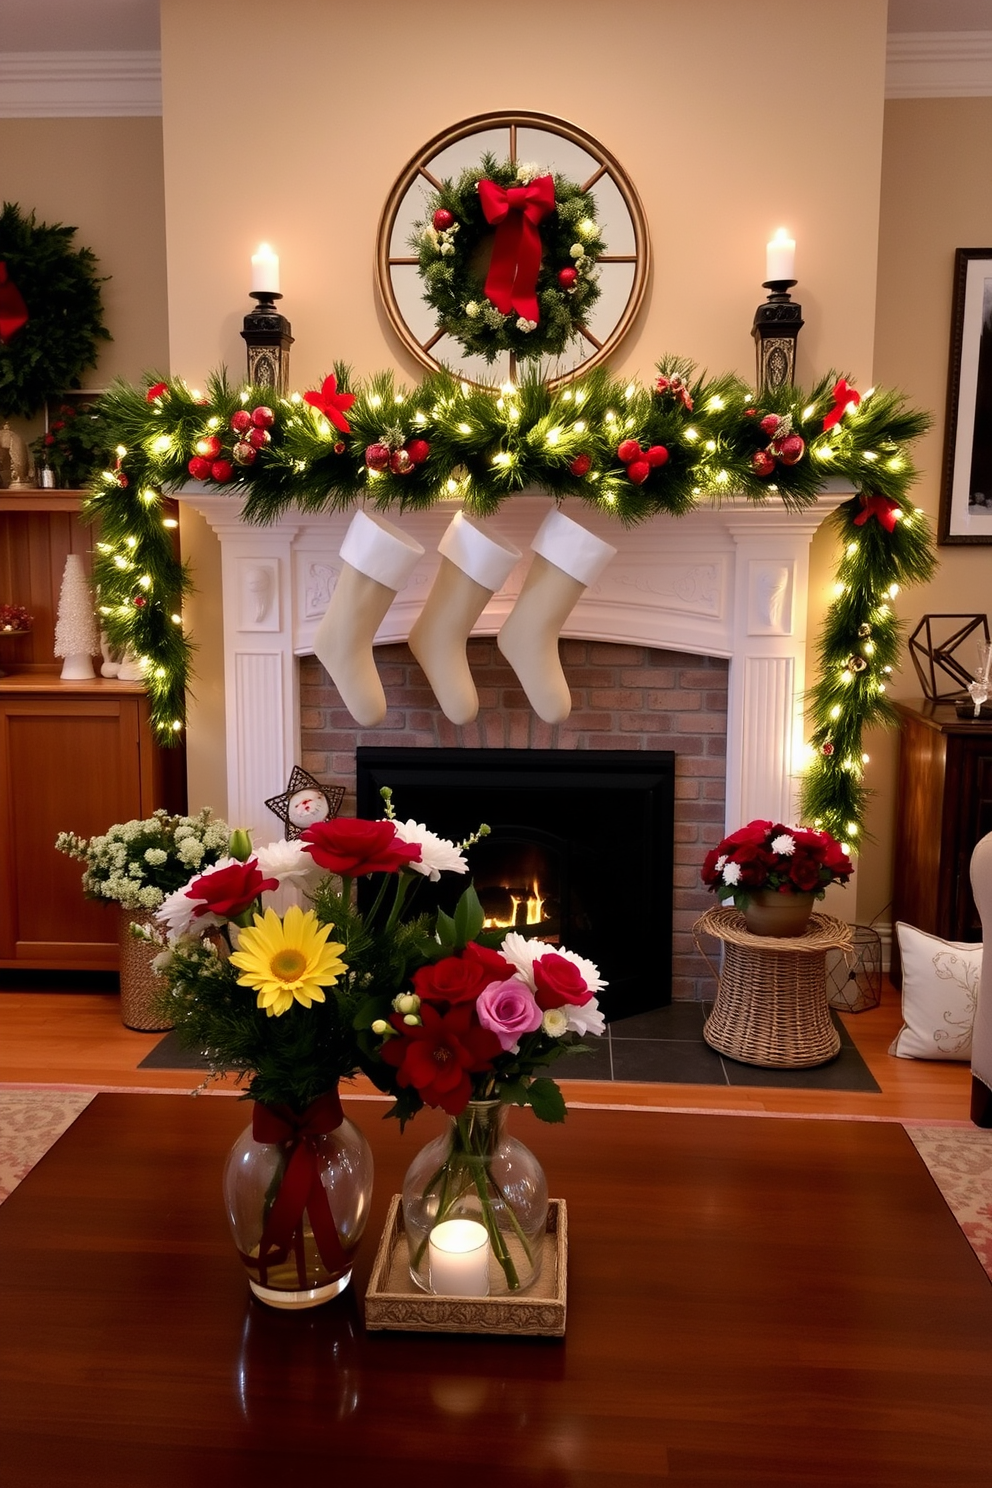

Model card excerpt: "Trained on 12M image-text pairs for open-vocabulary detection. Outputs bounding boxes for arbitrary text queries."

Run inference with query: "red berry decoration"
[558,266,578,289]
[133,595,147,608]
[230,409,252,434]
[194,434,222,460]
[570,453,591,477]
[821,741,835,756]
[232,441,257,466]
[250,406,275,429]
[390,448,413,475]
[646,445,669,467]
[248,426,271,449]
[626,460,651,486]
[617,439,642,465]
[210,459,234,483]
[187,455,212,481]
[744,408,757,417]
[775,433,805,466]
[433,208,455,231]
[333,441,346,455]
[406,438,430,465]
[751,450,776,478]
[759,414,782,437]
[365,443,390,471]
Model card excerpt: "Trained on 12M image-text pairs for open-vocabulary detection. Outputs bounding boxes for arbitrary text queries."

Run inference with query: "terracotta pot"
[118,907,172,1031]
[743,890,816,939]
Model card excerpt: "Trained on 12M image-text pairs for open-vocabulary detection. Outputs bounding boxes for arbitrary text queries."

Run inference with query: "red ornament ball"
[389,448,413,476]
[248,426,271,449]
[333,441,346,455]
[133,595,147,608]
[617,439,642,465]
[646,445,669,468]
[406,438,430,465]
[570,453,592,477]
[250,406,275,429]
[626,460,651,486]
[365,443,391,471]
[210,459,234,483]
[230,409,252,434]
[558,266,578,289]
[232,441,257,466]
[759,414,782,437]
[821,741,835,757]
[751,450,776,478]
[432,208,455,232]
[194,434,222,460]
[775,433,805,466]
[187,455,213,481]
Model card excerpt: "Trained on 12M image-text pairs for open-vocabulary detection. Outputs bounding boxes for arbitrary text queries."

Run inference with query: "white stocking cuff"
[339,510,425,592]
[530,509,617,587]
[438,511,522,592]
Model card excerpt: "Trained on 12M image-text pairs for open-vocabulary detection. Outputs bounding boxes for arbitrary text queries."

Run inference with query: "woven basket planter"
[118,907,172,1032]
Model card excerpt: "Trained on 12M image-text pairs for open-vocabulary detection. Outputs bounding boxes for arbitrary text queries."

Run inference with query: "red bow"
[853,494,900,533]
[249,1092,348,1287]
[0,261,28,344]
[822,378,861,431]
[303,373,356,434]
[477,175,556,324]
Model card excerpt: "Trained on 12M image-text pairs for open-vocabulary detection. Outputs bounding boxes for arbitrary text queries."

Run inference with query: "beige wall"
[159,0,890,813]
[855,96,992,925]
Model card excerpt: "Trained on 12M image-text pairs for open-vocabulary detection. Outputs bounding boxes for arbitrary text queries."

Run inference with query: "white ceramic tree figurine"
[54,553,99,680]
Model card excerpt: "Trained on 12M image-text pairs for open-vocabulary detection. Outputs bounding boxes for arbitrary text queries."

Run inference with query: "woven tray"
[364,1195,567,1337]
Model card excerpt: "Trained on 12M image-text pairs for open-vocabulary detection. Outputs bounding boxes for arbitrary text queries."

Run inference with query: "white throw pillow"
[889,923,982,1061]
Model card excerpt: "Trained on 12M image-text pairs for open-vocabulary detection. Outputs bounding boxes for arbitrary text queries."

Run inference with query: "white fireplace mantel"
[178,485,850,832]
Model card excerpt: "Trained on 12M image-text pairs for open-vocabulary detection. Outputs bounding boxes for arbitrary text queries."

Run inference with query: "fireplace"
[356,746,675,1021]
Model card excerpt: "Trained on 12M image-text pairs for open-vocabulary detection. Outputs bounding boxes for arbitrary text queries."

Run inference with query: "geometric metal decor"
[825,925,882,1014]
[907,613,990,700]
[264,766,345,841]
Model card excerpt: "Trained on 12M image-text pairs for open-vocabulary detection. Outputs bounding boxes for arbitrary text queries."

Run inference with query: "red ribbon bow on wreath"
[853,493,900,533]
[303,373,356,434]
[477,176,556,324]
[822,377,861,431]
[0,261,29,344]
[250,1092,348,1286]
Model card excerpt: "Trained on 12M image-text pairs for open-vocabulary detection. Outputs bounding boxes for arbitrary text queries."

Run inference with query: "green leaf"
[434,907,457,950]
[497,1079,530,1108]
[453,882,485,948]
[525,1077,567,1124]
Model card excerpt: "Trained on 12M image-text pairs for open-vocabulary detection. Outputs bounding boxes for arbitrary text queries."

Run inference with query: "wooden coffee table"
[1,1094,990,1486]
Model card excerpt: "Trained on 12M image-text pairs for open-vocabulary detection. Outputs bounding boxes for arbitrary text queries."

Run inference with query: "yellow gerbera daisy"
[229,904,347,1017]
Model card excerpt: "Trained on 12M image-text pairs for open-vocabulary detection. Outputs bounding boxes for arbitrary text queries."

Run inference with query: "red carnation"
[533,953,592,1010]
[413,942,512,1008]
[185,859,277,920]
[380,1003,502,1115]
[300,817,421,877]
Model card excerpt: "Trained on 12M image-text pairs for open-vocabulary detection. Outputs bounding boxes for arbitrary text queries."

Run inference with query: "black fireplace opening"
[356,748,675,1022]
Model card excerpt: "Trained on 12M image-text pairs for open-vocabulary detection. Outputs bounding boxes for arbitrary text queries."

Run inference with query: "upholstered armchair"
[970,830,992,1126]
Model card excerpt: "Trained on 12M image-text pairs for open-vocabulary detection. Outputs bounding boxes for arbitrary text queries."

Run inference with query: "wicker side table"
[693,908,852,1069]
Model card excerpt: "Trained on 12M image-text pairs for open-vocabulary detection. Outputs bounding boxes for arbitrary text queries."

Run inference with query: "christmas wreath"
[414,155,606,364]
[0,202,110,419]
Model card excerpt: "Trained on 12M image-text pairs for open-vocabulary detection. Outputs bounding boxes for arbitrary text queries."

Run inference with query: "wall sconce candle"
[752,229,803,393]
[428,1219,491,1296]
[250,243,280,294]
[766,228,796,282]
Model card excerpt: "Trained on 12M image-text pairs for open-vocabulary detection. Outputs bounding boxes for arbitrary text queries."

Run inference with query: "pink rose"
[476,977,543,1051]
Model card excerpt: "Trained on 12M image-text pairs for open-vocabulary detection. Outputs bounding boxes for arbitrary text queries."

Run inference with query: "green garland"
[0,202,110,418]
[414,154,605,363]
[85,358,934,848]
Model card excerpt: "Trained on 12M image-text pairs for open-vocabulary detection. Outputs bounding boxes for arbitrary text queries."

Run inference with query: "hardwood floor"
[0,977,973,1122]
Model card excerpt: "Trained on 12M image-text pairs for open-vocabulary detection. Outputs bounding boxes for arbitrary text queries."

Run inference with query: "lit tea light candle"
[428,1219,490,1296]
[250,243,280,294]
[766,228,796,282]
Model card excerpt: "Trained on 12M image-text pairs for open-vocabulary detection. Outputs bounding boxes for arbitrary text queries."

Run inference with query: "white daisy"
[771,834,796,856]
[542,1007,569,1038]
[390,819,468,881]
[722,861,742,885]
[715,854,728,872]
[500,933,607,995]
[565,998,606,1039]
[254,837,319,889]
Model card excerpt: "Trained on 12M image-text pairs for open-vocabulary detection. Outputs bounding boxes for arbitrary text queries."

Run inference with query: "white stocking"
[497,509,616,724]
[409,512,521,724]
[313,510,424,727]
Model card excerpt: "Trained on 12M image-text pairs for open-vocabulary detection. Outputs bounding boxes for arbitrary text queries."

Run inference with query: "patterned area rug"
[1,1091,990,1282]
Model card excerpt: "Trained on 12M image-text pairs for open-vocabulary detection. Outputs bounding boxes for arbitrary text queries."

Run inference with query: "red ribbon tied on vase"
[303,373,356,434]
[251,1092,348,1285]
[853,493,900,533]
[822,377,861,431]
[0,262,29,344]
[477,175,556,324]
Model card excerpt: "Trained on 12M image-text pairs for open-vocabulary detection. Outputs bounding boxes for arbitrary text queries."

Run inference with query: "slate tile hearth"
[141,1004,881,1093]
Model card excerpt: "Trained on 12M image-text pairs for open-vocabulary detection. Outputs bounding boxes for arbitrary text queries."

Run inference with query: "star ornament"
[302,373,356,434]
[265,766,345,840]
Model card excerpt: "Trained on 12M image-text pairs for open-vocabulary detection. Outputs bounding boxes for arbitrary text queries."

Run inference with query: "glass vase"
[223,1095,374,1310]
[402,1100,548,1296]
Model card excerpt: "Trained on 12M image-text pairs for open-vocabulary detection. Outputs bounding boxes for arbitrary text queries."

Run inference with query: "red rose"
[788,854,821,892]
[186,859,277,919]
[462,941,513,982]
[533,953,592,1010]
[300,818,421,877]
[723,819,773,849]
[380,1003,501,1114]
[413,942,512,1008]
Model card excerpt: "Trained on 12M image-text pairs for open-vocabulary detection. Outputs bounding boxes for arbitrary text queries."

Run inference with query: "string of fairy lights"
[84,357,934,846]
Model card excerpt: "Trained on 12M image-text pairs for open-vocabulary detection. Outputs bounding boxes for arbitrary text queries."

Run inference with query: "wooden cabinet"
[891,700,992,984]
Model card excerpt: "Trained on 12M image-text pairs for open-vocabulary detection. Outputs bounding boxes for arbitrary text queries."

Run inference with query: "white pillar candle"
[250,243,280,294]
[428,1219,491,1296]
[765,228,796,282]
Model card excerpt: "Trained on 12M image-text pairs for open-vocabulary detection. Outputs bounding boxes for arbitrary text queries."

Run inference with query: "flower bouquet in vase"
[702,819,853,937]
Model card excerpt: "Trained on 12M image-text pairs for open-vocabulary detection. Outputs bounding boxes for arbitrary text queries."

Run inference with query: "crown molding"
[887,31,992,98]
[0,51,161,117]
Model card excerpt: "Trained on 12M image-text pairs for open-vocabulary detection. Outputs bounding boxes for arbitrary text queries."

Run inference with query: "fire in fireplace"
[356,747,675,1021]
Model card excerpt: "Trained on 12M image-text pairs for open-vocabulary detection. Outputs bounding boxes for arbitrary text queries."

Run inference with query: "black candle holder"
[241,290,294,395]
[751,279,804,393]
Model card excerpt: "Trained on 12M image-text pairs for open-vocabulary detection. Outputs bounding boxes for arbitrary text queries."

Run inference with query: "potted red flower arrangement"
[701,819,853,937]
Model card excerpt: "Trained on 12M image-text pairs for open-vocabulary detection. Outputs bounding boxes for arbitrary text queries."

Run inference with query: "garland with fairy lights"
[85,360,934,849]
[414,154,606,363]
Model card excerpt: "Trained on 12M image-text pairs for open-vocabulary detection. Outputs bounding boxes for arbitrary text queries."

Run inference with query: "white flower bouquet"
[56,808,232,912]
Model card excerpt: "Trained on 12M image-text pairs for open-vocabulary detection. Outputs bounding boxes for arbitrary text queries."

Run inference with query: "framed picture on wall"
[939,247,992,544]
